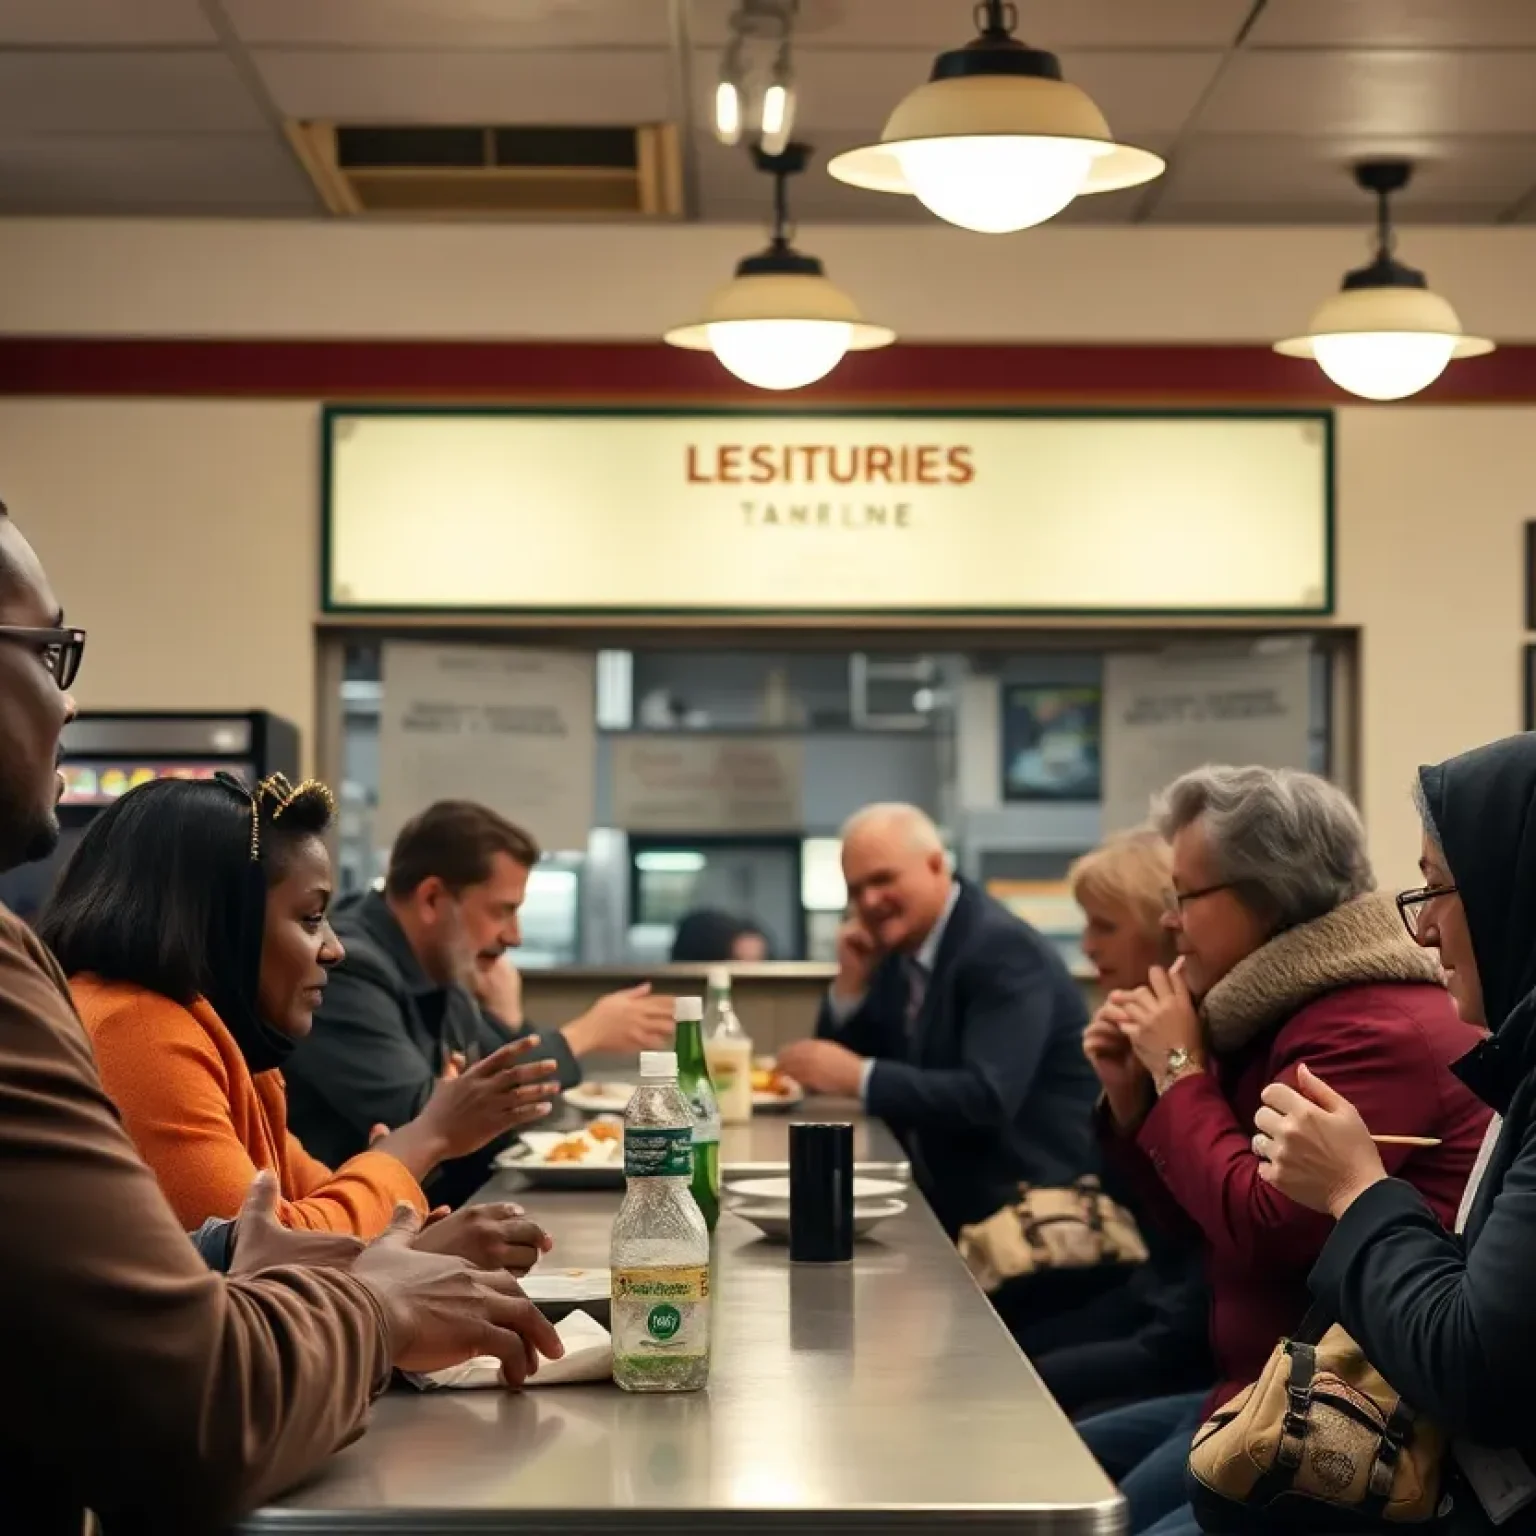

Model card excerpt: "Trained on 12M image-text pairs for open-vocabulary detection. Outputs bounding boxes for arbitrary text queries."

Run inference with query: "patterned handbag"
[1187,1309,1447,1532]
[956,1176,1149,1292]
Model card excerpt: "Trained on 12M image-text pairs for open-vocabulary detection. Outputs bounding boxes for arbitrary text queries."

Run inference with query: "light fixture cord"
[974,0,1017,39]
[1374,183,1395,262]
[770,163,793,250]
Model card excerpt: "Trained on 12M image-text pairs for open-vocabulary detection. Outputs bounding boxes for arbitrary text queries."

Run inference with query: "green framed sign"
[322,405,1334,619]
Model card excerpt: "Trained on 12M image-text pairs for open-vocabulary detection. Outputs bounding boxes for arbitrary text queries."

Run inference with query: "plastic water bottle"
[673,996,721,1231]
[610,1050,711,1392]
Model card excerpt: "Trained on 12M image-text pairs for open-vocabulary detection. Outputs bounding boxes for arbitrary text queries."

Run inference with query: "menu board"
[378,642,596,854]
[610,736,803,834]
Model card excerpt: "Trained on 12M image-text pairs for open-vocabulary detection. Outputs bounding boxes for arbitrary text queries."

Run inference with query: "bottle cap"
[673,996,703,1022]
[708,966,731,991]
[639,1050,678,1079]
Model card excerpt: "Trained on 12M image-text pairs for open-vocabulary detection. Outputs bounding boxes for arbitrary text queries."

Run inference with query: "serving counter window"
[321,635,1349,973]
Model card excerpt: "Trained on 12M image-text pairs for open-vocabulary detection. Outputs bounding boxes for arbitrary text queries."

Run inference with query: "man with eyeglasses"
[0,508,567,1532]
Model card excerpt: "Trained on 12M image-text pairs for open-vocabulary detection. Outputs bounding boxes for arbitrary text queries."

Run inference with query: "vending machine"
[0,709,300,922]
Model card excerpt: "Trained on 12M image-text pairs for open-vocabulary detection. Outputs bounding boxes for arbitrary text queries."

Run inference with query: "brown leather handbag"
[1187,1309,1447,1532]
[956,1176,1148,1292]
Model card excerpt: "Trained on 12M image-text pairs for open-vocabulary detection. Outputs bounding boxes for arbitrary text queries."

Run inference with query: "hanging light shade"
[1275,161,1494,402]
[665,144,894,391]
[827,0,1163,234]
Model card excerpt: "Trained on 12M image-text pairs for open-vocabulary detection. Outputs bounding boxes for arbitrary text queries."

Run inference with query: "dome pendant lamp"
[1275,161,1494,402]
[827,0,1164,234]
[665,144,894,392]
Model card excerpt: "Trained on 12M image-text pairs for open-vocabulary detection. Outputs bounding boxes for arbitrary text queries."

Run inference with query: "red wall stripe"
[0,337,1532,404]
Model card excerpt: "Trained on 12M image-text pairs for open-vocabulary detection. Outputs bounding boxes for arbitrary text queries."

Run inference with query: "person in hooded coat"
[1256,731,1536,1536]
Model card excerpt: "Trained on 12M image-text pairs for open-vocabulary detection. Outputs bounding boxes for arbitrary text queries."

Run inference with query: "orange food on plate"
[546,1135,592,1163]
[751,1066,794,1097]
[589,1120,622,1143]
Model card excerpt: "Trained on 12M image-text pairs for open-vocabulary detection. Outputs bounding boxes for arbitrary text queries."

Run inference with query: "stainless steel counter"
[243,1108,1124,1535]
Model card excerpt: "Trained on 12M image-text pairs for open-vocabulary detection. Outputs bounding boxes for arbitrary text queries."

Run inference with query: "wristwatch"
[1157,1046,1197,1095]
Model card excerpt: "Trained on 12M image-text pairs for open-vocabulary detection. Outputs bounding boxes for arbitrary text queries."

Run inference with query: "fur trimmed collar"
[1201,892,1444,1056]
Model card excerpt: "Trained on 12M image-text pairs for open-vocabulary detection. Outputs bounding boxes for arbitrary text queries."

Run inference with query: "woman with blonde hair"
[1013,829,1213,1417]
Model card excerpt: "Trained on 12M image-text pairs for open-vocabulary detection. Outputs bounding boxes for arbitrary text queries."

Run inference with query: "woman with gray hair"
[1075,765,1489,1536]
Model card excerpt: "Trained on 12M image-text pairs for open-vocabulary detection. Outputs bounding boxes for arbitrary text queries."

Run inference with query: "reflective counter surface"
[244,1106,1124,1535]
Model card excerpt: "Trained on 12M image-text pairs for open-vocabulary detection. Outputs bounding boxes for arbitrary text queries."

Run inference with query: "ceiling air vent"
[285,122,683,219]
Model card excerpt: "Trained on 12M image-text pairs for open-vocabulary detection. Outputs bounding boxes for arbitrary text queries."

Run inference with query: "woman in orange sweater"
[40,773,559,1270]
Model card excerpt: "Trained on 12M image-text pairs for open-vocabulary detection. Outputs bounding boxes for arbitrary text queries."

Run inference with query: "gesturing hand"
[775,1038,864,1097]
[564,984,676,1057]
[353,1204,565,1388]
[416,1037,562,1160]
[230,1170,365,1276]
[1252,1064,1387,1219]
[414,1201,553,1277]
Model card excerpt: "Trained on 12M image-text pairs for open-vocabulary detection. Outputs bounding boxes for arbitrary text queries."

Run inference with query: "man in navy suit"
[778,804,1098,1238]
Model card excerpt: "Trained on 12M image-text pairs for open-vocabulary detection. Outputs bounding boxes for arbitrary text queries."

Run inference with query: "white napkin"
[416,1308,612,1389]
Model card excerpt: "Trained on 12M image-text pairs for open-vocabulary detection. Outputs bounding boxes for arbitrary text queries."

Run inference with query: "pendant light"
[1274,162,1494,401]
[665,144,895,392]
[826,0,1164,234]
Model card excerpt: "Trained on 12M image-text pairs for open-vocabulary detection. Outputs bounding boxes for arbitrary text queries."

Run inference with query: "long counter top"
[242,1107,1124,1535]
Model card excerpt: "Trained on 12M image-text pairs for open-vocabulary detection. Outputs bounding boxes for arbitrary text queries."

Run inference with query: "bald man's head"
[841,801,953,955]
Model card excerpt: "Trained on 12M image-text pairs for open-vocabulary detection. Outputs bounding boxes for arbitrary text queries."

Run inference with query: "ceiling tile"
[0,132,320,212]
[1251,0,1536,49]
[254,45,674,123]
[1203,49,1536,136]
[702,46,1220,138]
[0,0,215,45]
[1153,134,1536,221]
[691,0,1253,49]
[0,51,268,132]
[225,0,672,49]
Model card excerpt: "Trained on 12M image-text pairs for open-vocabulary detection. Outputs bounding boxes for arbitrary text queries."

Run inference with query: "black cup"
[789,1121,854,1263]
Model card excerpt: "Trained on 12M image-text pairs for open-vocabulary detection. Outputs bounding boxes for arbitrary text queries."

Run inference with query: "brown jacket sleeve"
[0,909,392,1529]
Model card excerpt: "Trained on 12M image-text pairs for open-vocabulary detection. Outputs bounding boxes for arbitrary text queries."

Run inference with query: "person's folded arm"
[1310,1115,1536,1446]
[1137,1010,1447,1272]
[0,925,391,1528]
[863,946,1054,1131]
[816,982,884,1058]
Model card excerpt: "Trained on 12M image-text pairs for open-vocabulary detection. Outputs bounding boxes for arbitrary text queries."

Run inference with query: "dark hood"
[1420,732,1536,1111]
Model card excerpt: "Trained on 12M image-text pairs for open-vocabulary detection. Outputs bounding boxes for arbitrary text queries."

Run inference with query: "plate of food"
[564,1080,635,1115]
[731,1197,908,1244]
[495,1120,626,1187]
[750,1062,804,1112]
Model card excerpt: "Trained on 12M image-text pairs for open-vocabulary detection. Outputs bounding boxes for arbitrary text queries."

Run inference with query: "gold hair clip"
[232,774,338,862]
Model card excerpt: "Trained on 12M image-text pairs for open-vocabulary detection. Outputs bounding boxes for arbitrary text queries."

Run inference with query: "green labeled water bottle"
[673,995,721,1231]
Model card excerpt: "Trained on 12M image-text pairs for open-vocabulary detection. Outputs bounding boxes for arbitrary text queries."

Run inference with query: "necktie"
[904,957,928,1050]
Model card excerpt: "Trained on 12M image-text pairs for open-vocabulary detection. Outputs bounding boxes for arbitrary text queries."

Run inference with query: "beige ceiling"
[1,0,1534,224]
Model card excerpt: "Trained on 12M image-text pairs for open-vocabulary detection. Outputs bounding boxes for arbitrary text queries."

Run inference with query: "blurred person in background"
[43,776,557,1278]
[1010,830,1213,1419]
[1254,735,1536,1536]
[286,801,676,1208]
[670,907,773,963]
[778,802,1097,1239]
[1077,765,1489,1536]
[0,506,561,1533]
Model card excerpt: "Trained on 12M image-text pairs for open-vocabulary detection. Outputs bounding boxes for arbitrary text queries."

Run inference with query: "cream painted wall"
[0,400,318,751]
[1334,406,1532,887]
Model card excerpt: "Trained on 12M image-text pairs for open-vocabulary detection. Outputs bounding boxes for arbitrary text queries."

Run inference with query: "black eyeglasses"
[1162,881,1236,916]
[0,625,86,691]
[1396,884,1457,940]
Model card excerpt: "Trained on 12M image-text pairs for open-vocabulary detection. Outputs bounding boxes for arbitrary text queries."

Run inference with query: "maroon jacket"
[1101,894,1490,1414]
